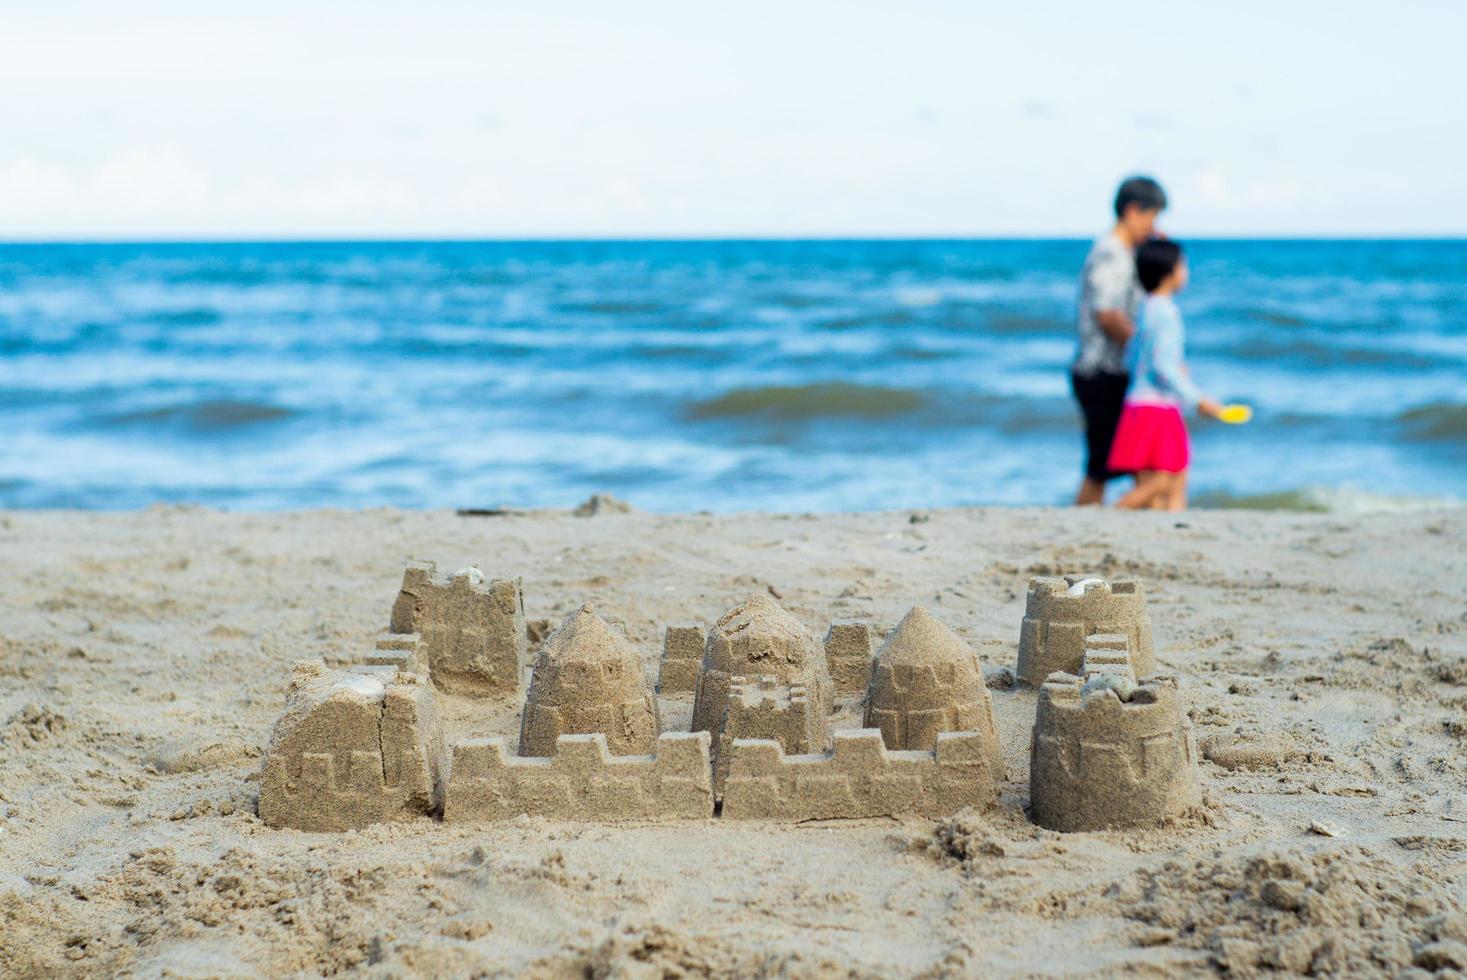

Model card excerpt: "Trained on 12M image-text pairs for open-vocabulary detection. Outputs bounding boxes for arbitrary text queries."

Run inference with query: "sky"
[1,1,1464,239]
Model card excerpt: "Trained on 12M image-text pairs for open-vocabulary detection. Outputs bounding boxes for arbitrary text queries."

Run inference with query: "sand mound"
[1110,846,1466,974]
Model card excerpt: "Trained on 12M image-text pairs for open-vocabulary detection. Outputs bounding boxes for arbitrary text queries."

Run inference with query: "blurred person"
[1071,175,1167,505]
[1108,238,1225,511]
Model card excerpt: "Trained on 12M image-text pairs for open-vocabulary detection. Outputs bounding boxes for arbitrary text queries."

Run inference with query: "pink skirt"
[1107,402,1190,473]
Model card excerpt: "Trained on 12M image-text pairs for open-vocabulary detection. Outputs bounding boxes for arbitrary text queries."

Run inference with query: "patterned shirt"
[1072,232,1140,377]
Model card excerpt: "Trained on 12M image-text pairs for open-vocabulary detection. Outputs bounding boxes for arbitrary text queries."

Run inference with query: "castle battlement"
[823,621,876,696]
[1015,576,1155,686]
[657,623,706,694]
[721,728,997,821]
[443,731,713,821]
[1028,672,1198,832]
[389,560,527,699]
[259,662,446,832]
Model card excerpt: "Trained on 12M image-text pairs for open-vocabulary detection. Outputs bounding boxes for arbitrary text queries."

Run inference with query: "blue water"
[0,239,1463,512]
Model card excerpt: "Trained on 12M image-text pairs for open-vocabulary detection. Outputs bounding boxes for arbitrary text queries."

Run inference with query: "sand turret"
[389,560,527,698]
[1015,576,1155,687]
[259,662,445,831]
[690,594,835,742]
[518,604,660,757]
[863,606,1001,773]
[1029,671,1199,832]
[824,621,877,695]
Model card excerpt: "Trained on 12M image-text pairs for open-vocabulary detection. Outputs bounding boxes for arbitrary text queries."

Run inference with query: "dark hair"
[1114,176,1167,218]
[1136,238,1183,293]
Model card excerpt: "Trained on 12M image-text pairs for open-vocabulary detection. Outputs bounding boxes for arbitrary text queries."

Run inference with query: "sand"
[1,504,1466,977]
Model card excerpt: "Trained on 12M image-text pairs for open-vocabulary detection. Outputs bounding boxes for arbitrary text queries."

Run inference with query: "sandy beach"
[2,503,1466,977]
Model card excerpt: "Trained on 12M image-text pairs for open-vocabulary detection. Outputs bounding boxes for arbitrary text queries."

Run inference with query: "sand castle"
[824,621,877,695]
[656,623,706,694]
[721,729,996,820]
[258,661,445,832]
[863,606,1002,773]
[1028,641,1199,832]
[1015,576,1155,687]
[518,604,661,757]
[256,565,1215,834]
[389,561,526,697]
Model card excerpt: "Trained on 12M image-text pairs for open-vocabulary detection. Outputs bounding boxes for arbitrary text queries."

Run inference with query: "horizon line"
[1,232,1464,246]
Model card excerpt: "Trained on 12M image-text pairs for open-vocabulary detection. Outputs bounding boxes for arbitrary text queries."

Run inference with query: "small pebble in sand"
[1067,578,1104,596]
[1308,819,1344,837]
[452,566,484,586]
[1081,673,1137,702]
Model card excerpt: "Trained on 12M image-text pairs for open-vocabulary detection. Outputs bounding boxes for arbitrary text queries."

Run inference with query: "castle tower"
[517,604,661,757]
[259,662,446,832]
[690,593,835,743]
[1028,671,1199,832]
[862,606,1001,772]
[1015,576,1155,687]
[711,675,828,797]
[389,560,527,698]
[824,620,876,696]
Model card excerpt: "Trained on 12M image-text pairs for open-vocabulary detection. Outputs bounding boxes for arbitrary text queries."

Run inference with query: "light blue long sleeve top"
[1125,295,1204,409]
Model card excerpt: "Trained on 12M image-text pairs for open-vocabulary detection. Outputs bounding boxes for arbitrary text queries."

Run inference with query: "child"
[1108,239,1223,510]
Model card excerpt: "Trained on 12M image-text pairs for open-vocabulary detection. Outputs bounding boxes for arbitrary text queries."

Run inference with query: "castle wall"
[721,728,997,821]
[1015,577,1155,687]
[443,732,714,821]
[389,561,526,698]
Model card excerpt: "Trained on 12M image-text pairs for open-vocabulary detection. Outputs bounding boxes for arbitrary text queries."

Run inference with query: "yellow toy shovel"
[1218,404,1253,425]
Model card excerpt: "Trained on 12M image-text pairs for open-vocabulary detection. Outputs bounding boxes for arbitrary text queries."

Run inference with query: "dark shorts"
[1071,369,1131,482]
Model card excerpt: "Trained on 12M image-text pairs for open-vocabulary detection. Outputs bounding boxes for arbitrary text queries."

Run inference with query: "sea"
[0,239,1462,513]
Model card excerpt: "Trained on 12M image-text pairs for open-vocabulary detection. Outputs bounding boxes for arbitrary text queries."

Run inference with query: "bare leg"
[1116,471,1166,509]
[1075,477,1106,506]
[1165,470,1189,511]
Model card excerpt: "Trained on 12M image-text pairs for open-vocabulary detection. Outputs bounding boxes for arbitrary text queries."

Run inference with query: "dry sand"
[2,504,1466,977]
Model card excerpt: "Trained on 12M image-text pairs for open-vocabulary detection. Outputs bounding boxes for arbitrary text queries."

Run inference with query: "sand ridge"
[1,505,1465,976]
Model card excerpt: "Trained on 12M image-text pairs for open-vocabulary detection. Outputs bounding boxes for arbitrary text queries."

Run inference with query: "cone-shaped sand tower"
[863,606,1001,771]
[691,593,834,743]
[518,604,661,757]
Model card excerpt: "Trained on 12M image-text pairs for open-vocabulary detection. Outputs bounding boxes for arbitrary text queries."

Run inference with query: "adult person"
[1071,175,1167,505]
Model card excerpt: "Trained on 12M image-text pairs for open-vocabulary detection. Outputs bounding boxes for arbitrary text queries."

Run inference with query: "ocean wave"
[101,399,296,433]
[148,308,222,327]
[1199,335,1444,371]
[686,383,927,421]
[1397,401,1467,441]
[1195,485,1462,514]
